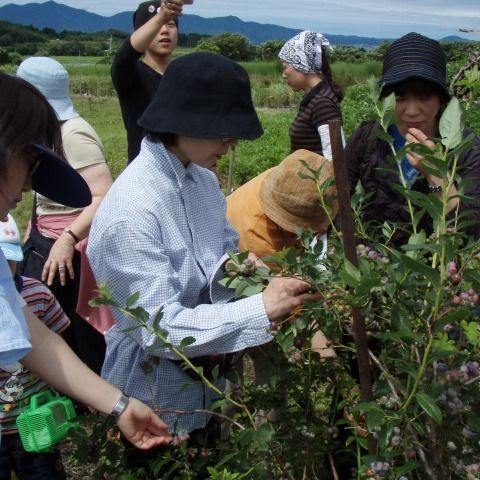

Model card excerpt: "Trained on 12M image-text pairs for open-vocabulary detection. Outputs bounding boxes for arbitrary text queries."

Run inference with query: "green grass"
[12,57,477,236]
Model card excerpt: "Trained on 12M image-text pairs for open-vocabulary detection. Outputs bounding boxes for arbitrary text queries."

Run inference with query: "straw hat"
[259,149,338,234]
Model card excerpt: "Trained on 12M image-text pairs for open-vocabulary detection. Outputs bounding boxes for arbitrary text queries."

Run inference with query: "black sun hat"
[380,32,448,97]
[138,52,263,140]
[32,144,92,208]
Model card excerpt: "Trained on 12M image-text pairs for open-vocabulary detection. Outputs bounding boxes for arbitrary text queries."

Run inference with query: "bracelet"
[64,227,80,243]
[428,184,442,193]
[110,394,130,417]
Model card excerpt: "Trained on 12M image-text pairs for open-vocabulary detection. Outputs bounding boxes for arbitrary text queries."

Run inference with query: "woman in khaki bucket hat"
[227,149,338,258]
[225,150,338,434]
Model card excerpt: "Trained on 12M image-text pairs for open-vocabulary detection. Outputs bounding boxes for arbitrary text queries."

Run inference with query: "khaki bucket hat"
[259,149,338,234]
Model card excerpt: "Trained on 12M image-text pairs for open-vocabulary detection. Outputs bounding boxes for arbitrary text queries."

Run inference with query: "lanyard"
[389,125,419,188]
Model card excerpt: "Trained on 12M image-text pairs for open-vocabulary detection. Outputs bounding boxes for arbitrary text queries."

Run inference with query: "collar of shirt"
[145,139,202,190]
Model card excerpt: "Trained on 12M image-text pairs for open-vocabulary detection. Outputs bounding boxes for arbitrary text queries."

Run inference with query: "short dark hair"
[147,131,178,148]
[0,73,64,180]
[380,78,450,105]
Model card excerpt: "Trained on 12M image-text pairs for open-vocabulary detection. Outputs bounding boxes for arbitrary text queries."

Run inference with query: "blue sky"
[2,0,480,39]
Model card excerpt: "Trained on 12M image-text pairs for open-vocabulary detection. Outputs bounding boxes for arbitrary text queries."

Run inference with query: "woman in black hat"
[87,52,317,474]
[0,72,173,451]
[345,31,480,244]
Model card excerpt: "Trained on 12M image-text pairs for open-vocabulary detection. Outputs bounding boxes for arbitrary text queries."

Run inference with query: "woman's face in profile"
[281,62,307,92]
[0,153,35,220]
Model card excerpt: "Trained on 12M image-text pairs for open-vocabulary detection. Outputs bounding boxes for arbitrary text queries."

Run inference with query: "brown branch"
[328,119,376,454]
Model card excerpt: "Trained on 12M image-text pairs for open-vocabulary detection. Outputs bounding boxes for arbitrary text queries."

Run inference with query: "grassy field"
[11,54,480,235]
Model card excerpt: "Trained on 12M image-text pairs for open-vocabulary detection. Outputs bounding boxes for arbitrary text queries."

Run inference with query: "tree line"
[0,19,478,66]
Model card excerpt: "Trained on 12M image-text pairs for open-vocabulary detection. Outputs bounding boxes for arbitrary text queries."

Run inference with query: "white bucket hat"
[0,214,23,262]
[16,57,79,121]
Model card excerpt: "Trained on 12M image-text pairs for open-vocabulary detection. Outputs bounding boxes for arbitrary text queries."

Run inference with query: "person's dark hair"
[380,78,450,105]
[0,73,64,179]
[148,132,177,148]
[320,45,343,102]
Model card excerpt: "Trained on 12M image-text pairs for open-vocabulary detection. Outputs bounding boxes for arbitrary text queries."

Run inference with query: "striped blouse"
[0,276,69,434]
[289,80,342,158]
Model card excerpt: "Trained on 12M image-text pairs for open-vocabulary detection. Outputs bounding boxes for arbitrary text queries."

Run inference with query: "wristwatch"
[110,394,130,417]
[428,184,442,193]
[64,227,80,243]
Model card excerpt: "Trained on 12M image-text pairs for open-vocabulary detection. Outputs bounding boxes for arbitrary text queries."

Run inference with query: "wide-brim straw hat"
[138,52,263,140]
[380,32,448,97]
[259,149,338,234]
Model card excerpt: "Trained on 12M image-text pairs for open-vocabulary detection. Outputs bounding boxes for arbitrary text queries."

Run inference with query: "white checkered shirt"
[87,139,271,433]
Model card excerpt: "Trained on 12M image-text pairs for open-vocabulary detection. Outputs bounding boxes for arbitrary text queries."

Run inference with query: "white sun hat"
[17,56,79,121]
[0,214,23,262]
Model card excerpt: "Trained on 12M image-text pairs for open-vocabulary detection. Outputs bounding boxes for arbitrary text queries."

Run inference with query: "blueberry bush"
[88,77,480,480]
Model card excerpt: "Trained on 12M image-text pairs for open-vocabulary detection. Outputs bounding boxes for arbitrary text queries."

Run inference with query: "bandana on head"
[278,30,331,74]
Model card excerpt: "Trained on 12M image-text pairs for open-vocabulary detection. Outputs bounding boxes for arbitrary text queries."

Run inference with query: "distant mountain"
[0,1,387,46]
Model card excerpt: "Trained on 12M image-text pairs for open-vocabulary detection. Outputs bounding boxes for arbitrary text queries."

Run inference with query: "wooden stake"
[328,119,376,454]
[226,145,236,195]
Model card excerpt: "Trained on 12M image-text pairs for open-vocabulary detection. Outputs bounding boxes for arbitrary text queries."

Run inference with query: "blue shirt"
[0,250,31,366]
[389,124,419,188]
[87,139,271,433]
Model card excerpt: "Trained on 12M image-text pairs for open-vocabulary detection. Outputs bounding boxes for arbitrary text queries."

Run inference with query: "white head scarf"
[278,30,332,74]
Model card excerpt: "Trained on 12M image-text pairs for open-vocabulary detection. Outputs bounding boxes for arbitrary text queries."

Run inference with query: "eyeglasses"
[28,155,42,177]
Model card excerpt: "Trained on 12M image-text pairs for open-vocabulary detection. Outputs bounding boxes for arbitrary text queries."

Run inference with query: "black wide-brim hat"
[32,144,92,208]
[138,52,263,140]
[380,32,448,96]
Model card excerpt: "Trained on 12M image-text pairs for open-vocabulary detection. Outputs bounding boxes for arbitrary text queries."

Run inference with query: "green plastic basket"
[16,390,79,453]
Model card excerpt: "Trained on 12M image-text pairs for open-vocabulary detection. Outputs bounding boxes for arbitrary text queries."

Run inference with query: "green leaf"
[374,128,393,144]
[126,291,140,309]
[400,254,440,288]
[396,461,420,475]
[405,231,426,258]
[415,392,443,425]
[439,97,464,149]
[152,308,164,333]
[340,259,361,287]
[461,320,480,346]
[179,336,196,348]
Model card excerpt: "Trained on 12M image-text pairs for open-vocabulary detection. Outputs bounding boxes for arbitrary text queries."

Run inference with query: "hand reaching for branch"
[262,276,318,324]
[116,397,172,450]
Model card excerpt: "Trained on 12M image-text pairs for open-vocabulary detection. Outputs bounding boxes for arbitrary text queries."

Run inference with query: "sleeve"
[111,37,143,98]
[30,281,70,335]
[89,221,271,359]
[310,96,342,130]
[0,258,31,365]
[310,96,343,161]
[62,122,106,170]
[455,131,480,239]
[344,122,373,195]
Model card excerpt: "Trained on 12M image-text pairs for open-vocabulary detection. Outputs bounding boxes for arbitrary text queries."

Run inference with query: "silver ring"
[58,266,66,270]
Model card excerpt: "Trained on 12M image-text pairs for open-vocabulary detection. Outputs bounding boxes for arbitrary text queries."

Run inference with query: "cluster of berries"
[436,360,480,385]
[436,387,464,415]
[356,244,390,264]
[376,394,401,410]
[286,346,303,365]
[451,457,480,480]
